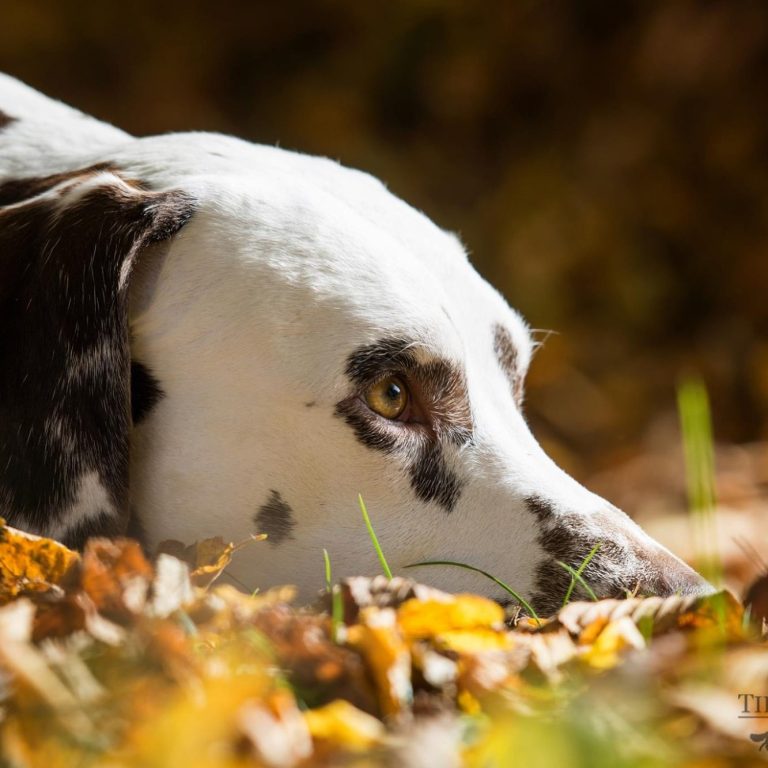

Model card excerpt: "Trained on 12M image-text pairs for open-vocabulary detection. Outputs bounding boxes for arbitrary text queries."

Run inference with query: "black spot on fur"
[0,171,195,540]
[255,490,296,544]
[130,361,164,424]
[337,338,470,513]
[410,442,463,511]
[0,110,15,130]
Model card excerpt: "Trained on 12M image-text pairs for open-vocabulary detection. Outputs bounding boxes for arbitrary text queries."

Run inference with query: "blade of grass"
[404,559,540,624]
[557,560,598,603]
[323,548,343,643]
[677,378,722,587]
[358,494,393,579]
[560,542,602,607]
[323,548,332,589]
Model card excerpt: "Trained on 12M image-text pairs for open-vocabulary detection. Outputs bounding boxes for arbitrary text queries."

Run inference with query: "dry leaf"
[79,538,153,620]
[578,616,646,670]
[433,628,516,655]
[238,690,313,768]
[158,535,265,588]
[304,699,385,750]
[397,594,504,639]
[347,607,412,717]
[0,525,79,603]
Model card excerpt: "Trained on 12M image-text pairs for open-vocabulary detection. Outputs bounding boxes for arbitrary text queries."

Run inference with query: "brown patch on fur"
[336,338,472,512]
[525,496,709,616]
[412,360,473,445]
[493,324,524,405]
[528,498,629,615]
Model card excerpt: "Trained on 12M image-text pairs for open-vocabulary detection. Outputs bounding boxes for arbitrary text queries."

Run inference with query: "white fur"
[0,74,706,603]
[47,471,116,541]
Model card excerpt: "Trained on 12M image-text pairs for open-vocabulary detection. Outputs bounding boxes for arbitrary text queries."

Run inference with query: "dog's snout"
[638,545,715,599]
[530,496,715,614]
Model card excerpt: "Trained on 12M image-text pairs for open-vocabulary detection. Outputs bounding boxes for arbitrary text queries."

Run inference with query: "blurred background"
[3,0,767,587]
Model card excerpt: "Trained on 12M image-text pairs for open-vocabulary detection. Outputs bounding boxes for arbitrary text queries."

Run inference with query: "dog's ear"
[0,168,195,547]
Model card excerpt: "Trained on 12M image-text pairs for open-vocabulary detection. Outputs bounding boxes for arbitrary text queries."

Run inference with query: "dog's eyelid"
[367,367,412,386]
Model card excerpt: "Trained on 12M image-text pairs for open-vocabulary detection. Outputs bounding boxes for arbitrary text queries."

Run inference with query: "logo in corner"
[739,693,768,750]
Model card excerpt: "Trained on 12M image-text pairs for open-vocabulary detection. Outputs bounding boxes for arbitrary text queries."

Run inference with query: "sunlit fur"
[0,74,710,606]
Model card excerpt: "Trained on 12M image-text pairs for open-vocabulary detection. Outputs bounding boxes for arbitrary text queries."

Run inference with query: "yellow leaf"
[347,607,411,717]
[304,699,384,750]
[397,594,504,639]
[457,688,482,715]
[579,616,646,670]
[124,645,301,768]
[434,628,516,655]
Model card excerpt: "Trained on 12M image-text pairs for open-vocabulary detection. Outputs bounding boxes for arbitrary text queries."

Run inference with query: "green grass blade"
[358,494,393,580]
[557,560,598,603]
[561,542,602,607]
[404,559,540,623]
[322,548,343,643]
[676,378,722,587]
[323,548,332,590]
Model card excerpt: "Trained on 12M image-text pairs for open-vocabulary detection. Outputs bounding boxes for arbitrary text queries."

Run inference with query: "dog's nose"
[634,543,715,599]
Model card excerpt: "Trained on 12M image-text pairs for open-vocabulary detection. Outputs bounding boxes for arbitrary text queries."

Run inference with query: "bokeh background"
[3,0,767,584]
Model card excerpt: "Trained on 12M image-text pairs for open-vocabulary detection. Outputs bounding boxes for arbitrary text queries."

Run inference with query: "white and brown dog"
[0,74,709,612]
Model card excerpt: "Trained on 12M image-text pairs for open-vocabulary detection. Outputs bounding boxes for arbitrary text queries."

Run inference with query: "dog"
[0,74,710,613]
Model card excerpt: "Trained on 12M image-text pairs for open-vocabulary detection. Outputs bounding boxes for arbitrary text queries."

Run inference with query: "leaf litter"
[0,524,766,766]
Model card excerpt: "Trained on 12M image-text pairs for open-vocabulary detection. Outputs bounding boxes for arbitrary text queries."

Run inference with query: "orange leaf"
[0,525,79,604]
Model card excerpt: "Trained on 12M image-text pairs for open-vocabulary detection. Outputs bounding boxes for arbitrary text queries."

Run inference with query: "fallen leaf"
[238,690,313,768]
[0,525,79,604]
[433,628,516,655]
[397,594,504,639]
[79,539,153,620]
[148,554,193,618]
[304,699,385,750]
[579,616,646,670]
[347,607,412,717]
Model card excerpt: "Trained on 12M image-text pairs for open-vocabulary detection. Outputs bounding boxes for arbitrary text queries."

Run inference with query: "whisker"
[734,535,768,573]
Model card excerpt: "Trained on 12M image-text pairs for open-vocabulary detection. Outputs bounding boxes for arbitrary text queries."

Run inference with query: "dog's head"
[0,126,710,612]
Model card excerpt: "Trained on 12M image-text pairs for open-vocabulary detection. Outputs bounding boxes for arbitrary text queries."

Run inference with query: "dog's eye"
[365,376,408,420]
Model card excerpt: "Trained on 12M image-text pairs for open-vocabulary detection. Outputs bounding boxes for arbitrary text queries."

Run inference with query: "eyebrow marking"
[344,337,420,386]
[337,336,471,513]
[493,323,524,405]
